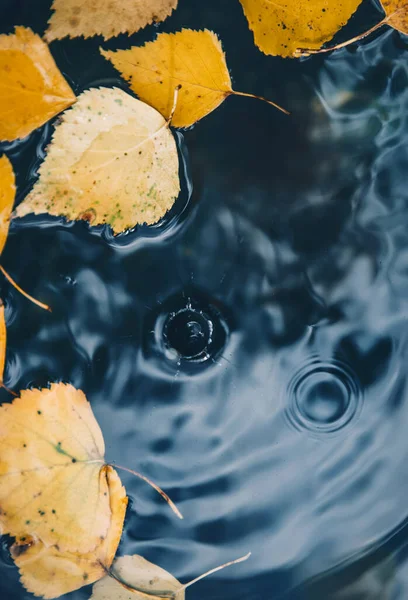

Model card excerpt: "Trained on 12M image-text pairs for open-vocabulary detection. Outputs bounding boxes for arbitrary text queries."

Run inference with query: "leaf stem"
[107,552,251,599]
[167,85,181,127]
[232,90,290,115]
[175,552,252,594]
[294,15,392,57]
[0,265,51,312]
[110,463,183,520]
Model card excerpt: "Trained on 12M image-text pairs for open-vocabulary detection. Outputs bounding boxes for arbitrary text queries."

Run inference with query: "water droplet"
[285,357,363,435]
[143,288,230,377]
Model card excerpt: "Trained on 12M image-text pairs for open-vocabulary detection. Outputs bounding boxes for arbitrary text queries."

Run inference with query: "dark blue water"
[2,0,408,598]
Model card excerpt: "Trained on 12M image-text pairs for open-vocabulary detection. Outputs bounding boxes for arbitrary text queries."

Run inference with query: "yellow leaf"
[15,87,180,234]
[0,156,15,255]
[11,467,127,599]
[238,0,363,58]
[381,0,408,34]
[0,301,6,384]
[101,29,288,128]
[90,555,185,600]
[0,383,119,553]
[0,27,76,142]
[45,0,178,41]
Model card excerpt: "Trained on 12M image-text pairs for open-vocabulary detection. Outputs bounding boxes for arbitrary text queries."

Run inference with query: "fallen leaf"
[380,0,407,34]
[238,0,363,58]
[45,0,178,41]
[90,555,184,600]
[11,466,127,599]
[294,0,407,56]
[90,552,251,599]
[0,383,117,553]
[0,27,76,141]
[15,87,180,234]
[101,29,288,128]
[0,301,6,385]
[0,156,15,254]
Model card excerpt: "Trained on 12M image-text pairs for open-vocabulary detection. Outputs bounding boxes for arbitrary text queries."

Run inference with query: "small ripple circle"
[285,357,363,435]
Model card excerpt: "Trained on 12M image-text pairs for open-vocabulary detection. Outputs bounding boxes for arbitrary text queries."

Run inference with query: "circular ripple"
[143,288,230,376]
[164,304,214,362]
[285,357,363,435]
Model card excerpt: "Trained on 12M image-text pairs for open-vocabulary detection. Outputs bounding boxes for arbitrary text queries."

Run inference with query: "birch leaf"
[381,0,408,34]
[0,383,119,553]
[0,156,15,255]
[11,467,127,599]
[101,29,288,128]
[45,0,178,41]
[0,27,76,141]
[90,555,184,600]
[15,88,180,234]
[0,302,6,385]
[238,0,363,58]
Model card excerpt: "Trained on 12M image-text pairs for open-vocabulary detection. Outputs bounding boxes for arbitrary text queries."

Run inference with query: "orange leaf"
[0,155,15,255]
[381,0,408,34]
[0,27,76,141]
[0,301,6,384]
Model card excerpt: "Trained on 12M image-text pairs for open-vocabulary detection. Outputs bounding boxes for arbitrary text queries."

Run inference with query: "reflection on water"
[1,0,408,598]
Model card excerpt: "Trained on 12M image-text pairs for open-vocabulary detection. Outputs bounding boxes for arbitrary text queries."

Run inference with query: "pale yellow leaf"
[11,467,127,599]
[45,0,178,41]
[239,0,363,58]
[90,555,185,600]
[15,87,180,234]
[0,27,76,141]
[0,383,119,553]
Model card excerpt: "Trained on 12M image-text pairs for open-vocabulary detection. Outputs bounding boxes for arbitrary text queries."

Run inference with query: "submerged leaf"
[90,555,184,600]
[0,383,116,553]
[12,467,127,599]
[45,0,178,41]
[15,88,180,234]
[238,0,363,58]
[0,156,15,254]
[101,29,287,128]
[0,27,76,141]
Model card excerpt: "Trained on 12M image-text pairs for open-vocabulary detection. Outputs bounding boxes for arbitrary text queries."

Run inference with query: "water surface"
[1,0,408,598]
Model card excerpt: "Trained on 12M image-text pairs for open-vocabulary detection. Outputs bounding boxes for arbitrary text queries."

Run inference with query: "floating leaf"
[238,0,363,58]
[90,555,184,600]
[0,383,117,553]
[90,552,251,599]
[382,0,408,34]
[0,381,180,566]
[295,0,407,55]
[0,156,15,254]
[101,29,288,128]
[0,27,76,141]
[0,301,6,385]
[15,87,180,234]
[11,466,127,599]
[45,0,178,41]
